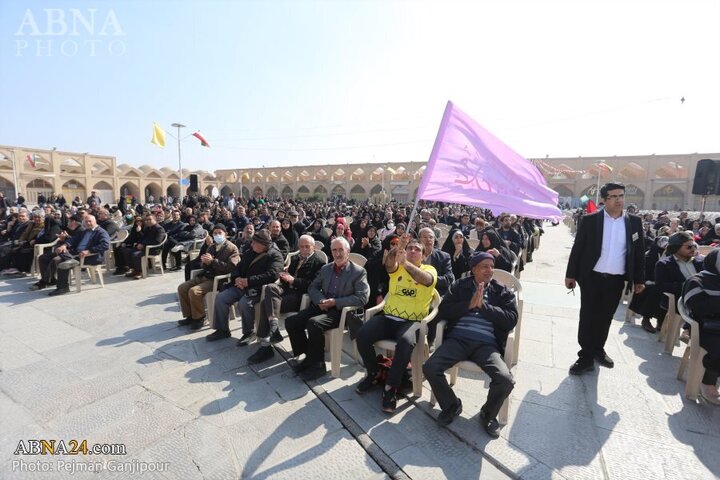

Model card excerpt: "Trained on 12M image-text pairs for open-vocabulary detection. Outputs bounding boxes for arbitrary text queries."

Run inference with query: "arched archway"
[624,184,645,209]
[553,184,574,208]
[252,186,264,198]
[653,184,684,211]
[314,185,328,199]
[266,186,279,199]
[92,181,113,204]
[0,176,15,199]
[281,186,293,200]
[26,178,54,204]
[350,184,366,201]
[205,185,215,197]
[242,186,250,199]
[120,181,140,201]
[166,184,180,202]
[369,184,383,195]
[62,180,86,204]
[330,185,346,199]
[296,185,310,199]
[220,186,233,197]
[391,185,409,203]
[145,182,162,203]
[579,184,600,202]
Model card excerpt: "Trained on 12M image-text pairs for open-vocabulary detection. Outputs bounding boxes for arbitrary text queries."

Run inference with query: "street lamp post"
[171,123,186,200]
[381,166,385,202]
[2,150,19,199]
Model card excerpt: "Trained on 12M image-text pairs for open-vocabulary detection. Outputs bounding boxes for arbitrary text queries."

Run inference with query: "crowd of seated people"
[7,190,718,430]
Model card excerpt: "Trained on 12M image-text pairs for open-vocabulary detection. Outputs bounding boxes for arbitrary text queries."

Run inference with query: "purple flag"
[417,101,561,219]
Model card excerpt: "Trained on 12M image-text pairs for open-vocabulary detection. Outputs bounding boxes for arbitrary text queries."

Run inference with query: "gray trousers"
[423,337,514,420]
[211,286,257,333]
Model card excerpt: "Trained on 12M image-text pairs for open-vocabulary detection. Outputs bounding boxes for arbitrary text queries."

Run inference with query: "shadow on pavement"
[510,374,618,479]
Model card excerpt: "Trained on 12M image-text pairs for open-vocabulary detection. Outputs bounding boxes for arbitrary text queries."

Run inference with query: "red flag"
[192,131,210,147]
[26,154,39,168]
[586,199,598,213]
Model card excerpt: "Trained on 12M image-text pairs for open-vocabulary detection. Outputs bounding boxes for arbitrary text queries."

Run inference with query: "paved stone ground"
[1,223,718,479]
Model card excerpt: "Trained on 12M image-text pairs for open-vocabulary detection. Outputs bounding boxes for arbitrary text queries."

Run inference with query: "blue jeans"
[211,286,257,333]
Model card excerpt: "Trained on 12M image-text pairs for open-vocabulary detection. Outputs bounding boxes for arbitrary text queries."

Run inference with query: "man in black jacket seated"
[122,214,166,280]
[247,234,325,364]
[423,252,517,438]
[206,229,284,343]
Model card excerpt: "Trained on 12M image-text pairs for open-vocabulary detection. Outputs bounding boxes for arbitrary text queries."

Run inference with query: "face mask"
[213,235,226,244]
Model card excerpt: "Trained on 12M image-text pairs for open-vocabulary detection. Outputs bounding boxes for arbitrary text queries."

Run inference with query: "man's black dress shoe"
[569,359,595,375]
[595,352,614,368]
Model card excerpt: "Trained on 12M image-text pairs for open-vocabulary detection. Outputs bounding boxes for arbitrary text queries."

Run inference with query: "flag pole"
[408,100,455,236]
[9,149,19,201]
[171,123,186,201]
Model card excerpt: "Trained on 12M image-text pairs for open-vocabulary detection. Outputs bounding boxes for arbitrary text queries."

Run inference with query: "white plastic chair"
[314,250,328,264]
[31,238,59,277]
[510,250,520,279]
[657,293,683,354]
[141,233,168,278]
[284,250,300,269]
[106,229,129,271]
[363,290,441,396]
[676,298,707,401]
[348,252,367,267]
[71,252,106,292]
[324,306,362,378]
[532,233,540,250]
[466,237,480,250]
[188,230,208,262]
[204,273,232,327]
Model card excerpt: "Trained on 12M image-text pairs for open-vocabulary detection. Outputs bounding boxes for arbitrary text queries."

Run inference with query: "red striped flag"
[26,154,40,168]
[192,131,210,147]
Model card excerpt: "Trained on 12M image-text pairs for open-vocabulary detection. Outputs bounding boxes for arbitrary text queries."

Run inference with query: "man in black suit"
[565,182,645,375]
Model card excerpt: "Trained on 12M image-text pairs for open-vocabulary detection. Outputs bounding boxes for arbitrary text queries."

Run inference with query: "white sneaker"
[170,245,184,253]
[700,384,720,406]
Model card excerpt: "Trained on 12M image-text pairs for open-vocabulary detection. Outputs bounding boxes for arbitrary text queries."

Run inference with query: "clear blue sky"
[1,0,719,172]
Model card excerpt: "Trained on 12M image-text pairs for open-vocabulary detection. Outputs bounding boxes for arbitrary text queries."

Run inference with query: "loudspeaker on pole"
[691,159,720,196]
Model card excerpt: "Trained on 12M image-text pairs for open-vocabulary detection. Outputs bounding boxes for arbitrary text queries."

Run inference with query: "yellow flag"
[151,123,166,148]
